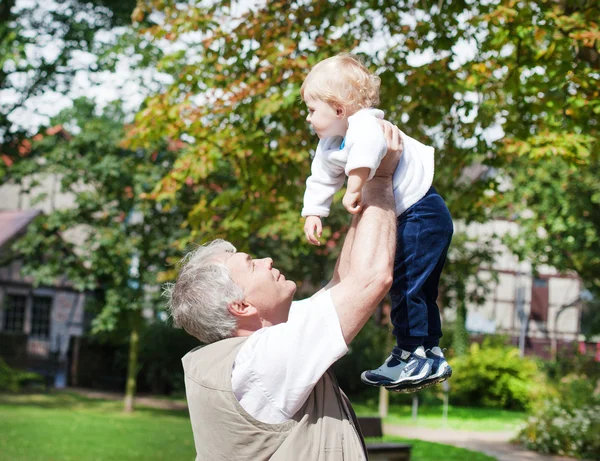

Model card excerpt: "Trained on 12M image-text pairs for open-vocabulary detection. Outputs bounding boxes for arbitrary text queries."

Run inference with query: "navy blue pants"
[390,186,453,352]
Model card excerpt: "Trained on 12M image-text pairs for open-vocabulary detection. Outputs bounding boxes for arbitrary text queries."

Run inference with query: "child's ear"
[334,104,346,118]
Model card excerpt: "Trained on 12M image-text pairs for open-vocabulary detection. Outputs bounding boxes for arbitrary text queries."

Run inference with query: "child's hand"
[304,216,323,245]
[343,190,362,215]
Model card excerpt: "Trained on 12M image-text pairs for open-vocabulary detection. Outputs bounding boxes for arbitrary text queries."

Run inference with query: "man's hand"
[304,215,323,245]
[375,120,403,178]
[342,189,362,215]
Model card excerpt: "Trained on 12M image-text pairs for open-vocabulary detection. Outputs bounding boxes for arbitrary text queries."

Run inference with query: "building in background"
[462,219,587,359]
[0,209,88,386]
[0,131,89,386]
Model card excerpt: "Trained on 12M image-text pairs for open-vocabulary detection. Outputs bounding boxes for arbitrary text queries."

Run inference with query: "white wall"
[460,219,582,341]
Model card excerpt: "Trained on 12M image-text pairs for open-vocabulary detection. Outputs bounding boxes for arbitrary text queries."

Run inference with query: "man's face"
[225,252,297,325]
[304,95,347,139]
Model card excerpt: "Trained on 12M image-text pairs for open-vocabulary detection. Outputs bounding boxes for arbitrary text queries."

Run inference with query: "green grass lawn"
[0,392,497,461]
[0,393,195,461]
[354,402,525,432]
[366,436,496,461]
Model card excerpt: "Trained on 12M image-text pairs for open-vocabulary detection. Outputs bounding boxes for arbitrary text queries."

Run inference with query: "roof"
[0,210,41,249]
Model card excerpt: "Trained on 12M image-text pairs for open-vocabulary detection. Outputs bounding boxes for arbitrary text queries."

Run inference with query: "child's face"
[304,95,348,139]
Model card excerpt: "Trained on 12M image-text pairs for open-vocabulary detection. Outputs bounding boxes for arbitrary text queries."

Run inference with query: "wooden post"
[378,386,389,419]
[411,394,418,421]
[124,321,140,413]
[442,380,450,426]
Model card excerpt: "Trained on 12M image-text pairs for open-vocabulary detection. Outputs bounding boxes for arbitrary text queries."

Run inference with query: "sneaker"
[361,346,433,389]
[390,347,453,393]
[425,347,452,384]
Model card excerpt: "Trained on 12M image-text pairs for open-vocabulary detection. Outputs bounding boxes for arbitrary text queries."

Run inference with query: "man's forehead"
[222,251,250,267]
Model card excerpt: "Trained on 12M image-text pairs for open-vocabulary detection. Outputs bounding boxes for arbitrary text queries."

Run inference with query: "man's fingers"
[378,120,395,146]
[316,221,322,238]
[377,119,402,153]
[390,125,401,152]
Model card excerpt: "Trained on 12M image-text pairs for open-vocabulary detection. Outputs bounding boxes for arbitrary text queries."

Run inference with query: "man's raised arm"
[327,124,400,344]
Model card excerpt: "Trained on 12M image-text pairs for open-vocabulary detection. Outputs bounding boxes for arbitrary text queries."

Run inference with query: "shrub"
[517,375,600,459]
[448,339,542,411]
[137,321,201,395]
[541,343,600,388]
[0,357,45,392]
[334,319,389,398]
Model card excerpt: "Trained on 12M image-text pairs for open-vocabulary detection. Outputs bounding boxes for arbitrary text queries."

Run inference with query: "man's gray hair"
[164,239,243,344]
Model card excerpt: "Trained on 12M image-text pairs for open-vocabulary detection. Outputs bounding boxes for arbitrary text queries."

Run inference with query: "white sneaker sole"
[363,360,432,388]
[388,364,453,394]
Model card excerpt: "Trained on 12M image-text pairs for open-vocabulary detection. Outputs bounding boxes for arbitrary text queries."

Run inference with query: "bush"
[517,375,600,459]
[448,339,542,411]
[334,319,389,398]
[541,343,600,388]
[0,357,45,392]
[137,321,201,395]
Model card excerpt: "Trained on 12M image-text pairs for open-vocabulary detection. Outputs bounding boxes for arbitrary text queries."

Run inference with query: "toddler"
[301,54,454,393]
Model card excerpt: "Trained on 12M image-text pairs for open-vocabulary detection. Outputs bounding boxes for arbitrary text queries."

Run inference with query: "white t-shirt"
[301,108,435,218]
[231,290,348,424]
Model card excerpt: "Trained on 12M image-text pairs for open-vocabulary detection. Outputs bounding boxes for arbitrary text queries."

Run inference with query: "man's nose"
[261,258,273,269]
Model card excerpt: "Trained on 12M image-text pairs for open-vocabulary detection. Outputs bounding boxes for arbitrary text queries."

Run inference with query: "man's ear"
[228,300,257,317]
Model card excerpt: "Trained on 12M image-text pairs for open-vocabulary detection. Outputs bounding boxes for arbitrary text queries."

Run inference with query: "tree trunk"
[453,299,469,356]
[124,320,141,413]
[378,327,394,418]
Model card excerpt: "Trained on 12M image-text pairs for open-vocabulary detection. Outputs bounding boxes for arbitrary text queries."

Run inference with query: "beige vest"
[182,336,368,461]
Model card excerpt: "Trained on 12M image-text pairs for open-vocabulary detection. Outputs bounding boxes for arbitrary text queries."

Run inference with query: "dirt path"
[64,387,188,411]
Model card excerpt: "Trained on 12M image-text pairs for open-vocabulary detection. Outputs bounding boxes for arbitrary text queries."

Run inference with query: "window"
[31,296,52,340]
[530,277,549,322]
[3,295,26,333]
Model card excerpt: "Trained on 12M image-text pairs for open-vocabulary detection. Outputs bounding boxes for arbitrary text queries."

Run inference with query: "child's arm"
[343,167,370,214]
[345,113,388,181]
[302,142,346,218]
[342,113,389,214]
[302,140,346,245]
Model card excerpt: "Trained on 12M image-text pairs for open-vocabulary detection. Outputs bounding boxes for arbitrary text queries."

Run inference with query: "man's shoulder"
[182,337,248,385]
[289,291,330,311]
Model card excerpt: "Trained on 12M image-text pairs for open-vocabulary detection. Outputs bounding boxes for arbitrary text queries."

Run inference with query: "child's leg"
[390,187,453,352]
[361,187,452,390]
[422,242,452,350]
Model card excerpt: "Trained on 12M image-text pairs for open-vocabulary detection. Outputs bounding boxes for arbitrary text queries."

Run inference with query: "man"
[166,123,401,460]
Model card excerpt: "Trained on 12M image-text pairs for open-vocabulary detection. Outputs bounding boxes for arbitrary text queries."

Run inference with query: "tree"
[0,0,138,179]
[126,0,597,349]
[11,98,191,412]
[478,1,599,296]
[126,0,499,292]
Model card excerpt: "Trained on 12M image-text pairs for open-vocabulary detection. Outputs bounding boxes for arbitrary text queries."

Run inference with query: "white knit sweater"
[301,108,435,218]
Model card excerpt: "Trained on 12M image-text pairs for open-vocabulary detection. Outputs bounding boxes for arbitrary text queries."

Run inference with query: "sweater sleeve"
[344,114,388,181]
[301,140,346,218]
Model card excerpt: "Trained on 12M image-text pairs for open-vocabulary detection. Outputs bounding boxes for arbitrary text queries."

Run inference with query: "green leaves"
[86,0,599,304]
[12,98,190,333]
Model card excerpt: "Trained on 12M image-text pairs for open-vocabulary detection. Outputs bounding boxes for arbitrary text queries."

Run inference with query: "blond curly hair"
[300,53,381,115]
